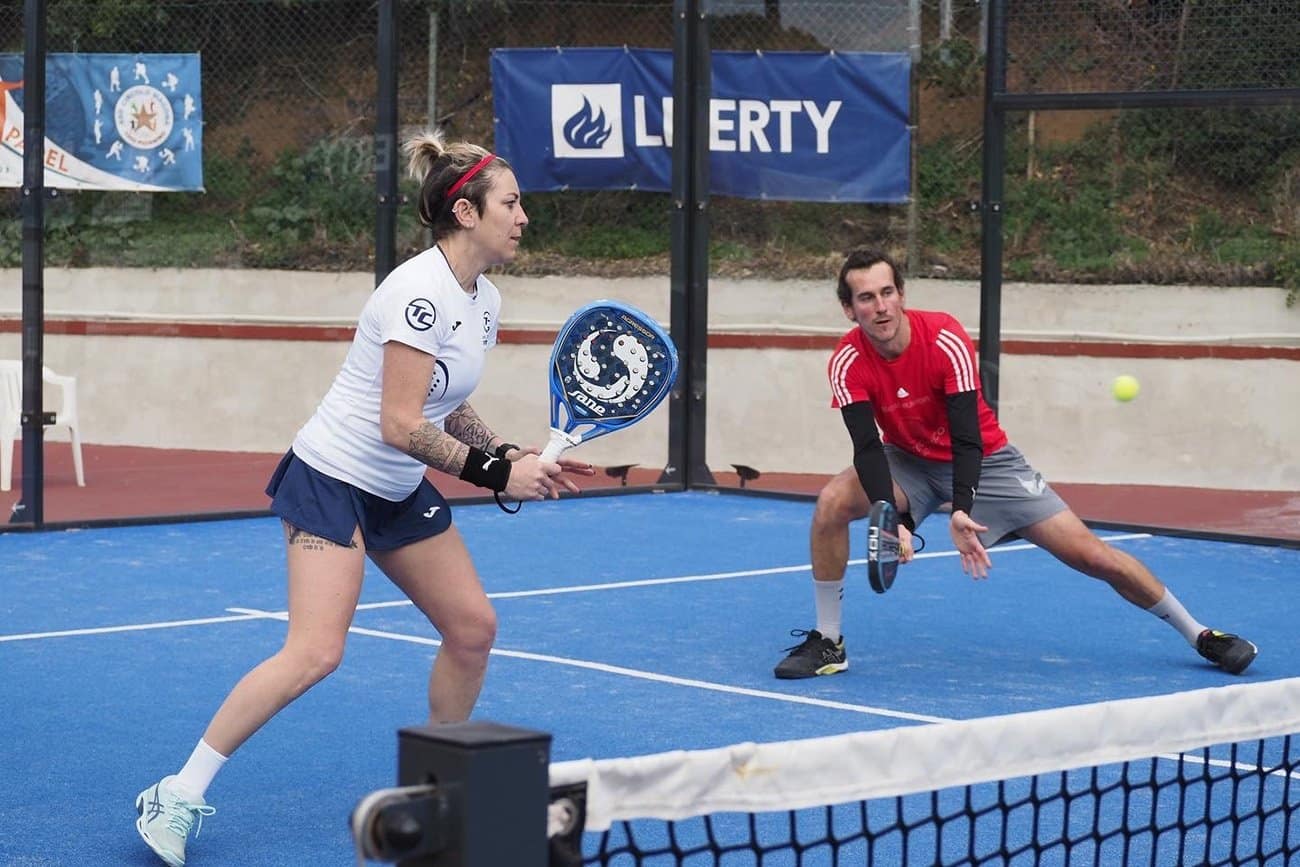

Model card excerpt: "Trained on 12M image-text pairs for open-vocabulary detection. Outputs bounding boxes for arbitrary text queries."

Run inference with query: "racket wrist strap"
[493,441,520,461]
[459,447,511,492]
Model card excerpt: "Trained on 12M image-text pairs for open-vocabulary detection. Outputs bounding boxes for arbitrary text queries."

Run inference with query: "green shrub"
[1277,246,1300,308]
[917,38,982,98]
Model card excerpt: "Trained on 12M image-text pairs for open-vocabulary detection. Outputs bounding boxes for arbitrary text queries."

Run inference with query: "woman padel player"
[135,132,594,866]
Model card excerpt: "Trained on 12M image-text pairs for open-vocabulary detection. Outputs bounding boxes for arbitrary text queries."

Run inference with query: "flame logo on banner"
[562,97,612,150]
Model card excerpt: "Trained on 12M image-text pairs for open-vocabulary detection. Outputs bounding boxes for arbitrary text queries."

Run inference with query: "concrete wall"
[3,268,1298,491]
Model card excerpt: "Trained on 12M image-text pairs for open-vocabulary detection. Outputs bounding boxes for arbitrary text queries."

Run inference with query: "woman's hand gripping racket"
[541,300,679,462]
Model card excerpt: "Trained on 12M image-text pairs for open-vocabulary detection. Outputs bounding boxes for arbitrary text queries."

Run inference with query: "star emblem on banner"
[101,58,196,178]
[132,103,157,133]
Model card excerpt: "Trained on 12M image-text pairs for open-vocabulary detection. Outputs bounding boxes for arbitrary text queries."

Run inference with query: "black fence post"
[16,0,48,527]
[977,0,1008,414]
[662,0,715,487]
[375,0,400,285]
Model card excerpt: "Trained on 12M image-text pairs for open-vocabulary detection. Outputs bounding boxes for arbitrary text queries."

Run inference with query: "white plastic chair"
[1,360,85,491]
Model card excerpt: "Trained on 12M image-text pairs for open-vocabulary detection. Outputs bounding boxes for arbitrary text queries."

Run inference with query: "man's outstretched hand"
[949,510,992,579]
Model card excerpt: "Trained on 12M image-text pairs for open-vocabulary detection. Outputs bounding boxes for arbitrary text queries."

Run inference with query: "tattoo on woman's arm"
[443,402,496,451]
[408,420,471,474]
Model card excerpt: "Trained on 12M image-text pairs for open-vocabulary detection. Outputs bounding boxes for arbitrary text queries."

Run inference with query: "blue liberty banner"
[490,48,910,203]
[0,53,203,191]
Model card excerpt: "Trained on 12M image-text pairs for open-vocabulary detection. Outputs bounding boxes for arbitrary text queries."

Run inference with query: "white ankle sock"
[813,579,845,643]
[174,739,228,801]
[1146,589,1206,646]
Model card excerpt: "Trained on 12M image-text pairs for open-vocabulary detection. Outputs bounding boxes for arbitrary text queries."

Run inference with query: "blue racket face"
[549,301,678,440]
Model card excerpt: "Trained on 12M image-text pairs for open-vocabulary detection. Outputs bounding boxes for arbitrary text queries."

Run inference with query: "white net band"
[550,676,1300,832]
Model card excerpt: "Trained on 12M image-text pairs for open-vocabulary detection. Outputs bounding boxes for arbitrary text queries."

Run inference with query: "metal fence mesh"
[710,0,914,51]
[1,1,1297,526]
[1006,0,1300,93]
[1,0,929,276]
[911,0,1299,285]
[2,0,1296,279]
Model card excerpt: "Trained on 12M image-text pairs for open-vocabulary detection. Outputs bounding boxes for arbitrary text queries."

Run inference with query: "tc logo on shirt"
[405,298,437,331]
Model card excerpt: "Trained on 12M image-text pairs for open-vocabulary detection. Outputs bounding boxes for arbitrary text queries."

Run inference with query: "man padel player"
[135,132,594,866]
[774,249,1257,681]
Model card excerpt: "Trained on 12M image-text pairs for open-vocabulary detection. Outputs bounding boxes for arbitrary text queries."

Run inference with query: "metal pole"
[424,0,440,250]
[662,0,692,486]
[994,86,1300,111]
[686,0,714,486]
[16,0,48,527]
[905,0,921,276]
[977,0,1007,412]
[375,0,400,285]
[426,1,439,128]
[978,0,988,56]
[661,0,714,487]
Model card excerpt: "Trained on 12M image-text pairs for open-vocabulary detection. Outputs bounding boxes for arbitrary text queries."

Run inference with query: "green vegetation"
[2,0,1294,299]
[1277,247,1300,308]
[908,115,1298,296]
[5,118,1296,298]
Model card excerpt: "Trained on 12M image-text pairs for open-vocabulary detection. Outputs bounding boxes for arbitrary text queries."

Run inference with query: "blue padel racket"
[866,500,900,594]
[541,300,679,461]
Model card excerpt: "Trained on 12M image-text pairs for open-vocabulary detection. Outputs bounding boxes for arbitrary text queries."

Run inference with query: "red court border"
[4,317,1300,360]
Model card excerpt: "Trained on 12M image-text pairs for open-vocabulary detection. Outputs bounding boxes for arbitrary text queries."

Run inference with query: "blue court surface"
[1,491,1297,865]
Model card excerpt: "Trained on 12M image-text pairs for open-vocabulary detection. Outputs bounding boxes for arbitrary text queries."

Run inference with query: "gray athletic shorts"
[883,443,1068,547]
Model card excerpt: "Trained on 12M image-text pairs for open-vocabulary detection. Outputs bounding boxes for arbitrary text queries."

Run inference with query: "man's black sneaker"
[1196,629,1258,675]
[774,629,847,679]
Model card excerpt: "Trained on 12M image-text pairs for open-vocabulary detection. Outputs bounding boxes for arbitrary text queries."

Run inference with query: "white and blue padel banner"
[0,53,203,191]
[491,48,910,203]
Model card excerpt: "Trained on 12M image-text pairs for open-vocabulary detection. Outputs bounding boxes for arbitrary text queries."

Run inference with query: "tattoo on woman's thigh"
[287,526,356,550]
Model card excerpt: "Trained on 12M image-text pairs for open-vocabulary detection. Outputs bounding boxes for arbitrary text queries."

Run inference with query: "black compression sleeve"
[841,402,895,507]
[945,390,983,515]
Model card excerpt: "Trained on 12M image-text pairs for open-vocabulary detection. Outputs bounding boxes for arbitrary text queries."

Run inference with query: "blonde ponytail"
[402,131,447,182]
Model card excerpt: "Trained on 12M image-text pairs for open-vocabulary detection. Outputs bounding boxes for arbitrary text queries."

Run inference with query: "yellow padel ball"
[1112,374,1140,403]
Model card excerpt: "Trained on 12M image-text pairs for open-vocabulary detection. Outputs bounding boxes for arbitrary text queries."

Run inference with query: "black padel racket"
[866,500,900,594]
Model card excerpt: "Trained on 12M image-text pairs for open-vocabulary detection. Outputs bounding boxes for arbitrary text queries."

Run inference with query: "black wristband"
[459,447,511,492]
[494,442,519,461]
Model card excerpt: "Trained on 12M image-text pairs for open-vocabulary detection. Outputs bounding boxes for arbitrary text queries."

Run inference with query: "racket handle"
[541,429,581,462]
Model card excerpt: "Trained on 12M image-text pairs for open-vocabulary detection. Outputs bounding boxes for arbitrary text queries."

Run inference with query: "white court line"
[350,562,819,612]
[227,606,950,724]
[0,532,1154,638]
[0,612,264,643]
[1154,753,1300,781]
[355,532,1155,610]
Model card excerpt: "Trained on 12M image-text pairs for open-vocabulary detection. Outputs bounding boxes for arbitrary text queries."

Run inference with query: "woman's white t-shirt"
[292,246,501,501]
